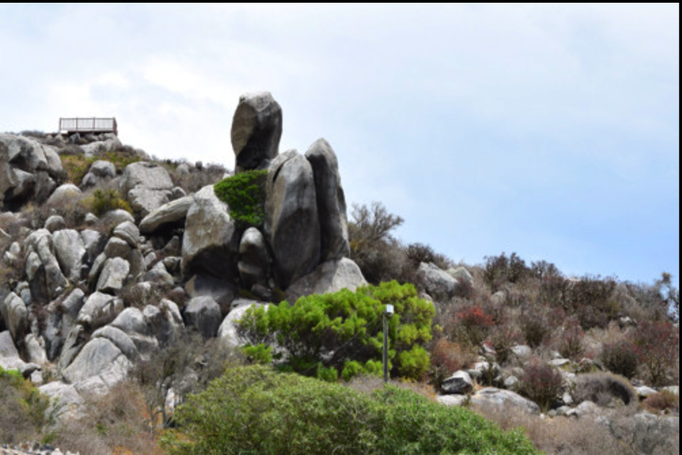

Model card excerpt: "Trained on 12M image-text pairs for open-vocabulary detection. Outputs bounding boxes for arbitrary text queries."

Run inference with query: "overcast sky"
[1,4,679,287]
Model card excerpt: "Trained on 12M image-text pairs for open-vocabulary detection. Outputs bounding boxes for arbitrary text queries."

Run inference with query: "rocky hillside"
[1,92,679,454]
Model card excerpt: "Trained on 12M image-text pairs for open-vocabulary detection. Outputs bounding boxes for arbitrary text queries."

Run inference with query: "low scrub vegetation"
[161,365,538,454]
[0,366,51,445]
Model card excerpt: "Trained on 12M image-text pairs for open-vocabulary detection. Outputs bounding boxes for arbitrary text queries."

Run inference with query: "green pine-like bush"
[160,365,538,455]
[213,170,268,229]
[238,281,435,381]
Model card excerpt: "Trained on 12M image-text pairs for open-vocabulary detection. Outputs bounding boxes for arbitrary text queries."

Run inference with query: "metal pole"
[383,311,389,383]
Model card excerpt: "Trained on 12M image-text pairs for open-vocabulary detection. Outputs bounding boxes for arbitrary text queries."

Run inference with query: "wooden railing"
[59,117,118,135]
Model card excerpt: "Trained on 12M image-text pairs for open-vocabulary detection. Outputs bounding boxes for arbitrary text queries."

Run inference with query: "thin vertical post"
[383,311,389,383]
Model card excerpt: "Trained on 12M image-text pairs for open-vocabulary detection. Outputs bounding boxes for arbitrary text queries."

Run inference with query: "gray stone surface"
[448,266,474,289]
[0,330,27,370]
[417,262,459,300]
[218,301,267,348]
[231,91,282,171]
[182,185,240,281]
[183,296,222,339]
[96,257,130,294]
[285,258,366,303]
[2,292,28,340]
[264,150,320,288]
[238,227,271,290]
[44,214,66,233]
[53,229,86,282]
[45,183,82,207]
[304,138,350,262]
[120,161,174,217]
[77,292,122,328]
[442,370,474,395]
[92,325,139,361]
[61,337,131,384]
[185,273,237,310]
[112,220,140,247]
[470,387,541,415]
[139,195,193,234]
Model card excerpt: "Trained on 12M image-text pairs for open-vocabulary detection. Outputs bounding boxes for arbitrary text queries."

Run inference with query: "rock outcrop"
[264,151,321,289]
[231,91,282,172]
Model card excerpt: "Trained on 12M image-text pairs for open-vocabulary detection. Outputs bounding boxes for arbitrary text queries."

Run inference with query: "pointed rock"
[305,138,350,262]
[231,91,282,171]
[264,150,320,288]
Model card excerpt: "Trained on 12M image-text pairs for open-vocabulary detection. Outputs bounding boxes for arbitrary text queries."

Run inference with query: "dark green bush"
[213,170,267,229]
[238,281,435,381]
[161,365,538,454]
[90,189,132,217]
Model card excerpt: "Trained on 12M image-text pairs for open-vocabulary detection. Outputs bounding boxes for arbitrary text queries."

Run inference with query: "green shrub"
[213,170,267,229]
[89,189,132,217]
[0,366,51,444]
[238,281,435,381]
[160,365,538,454]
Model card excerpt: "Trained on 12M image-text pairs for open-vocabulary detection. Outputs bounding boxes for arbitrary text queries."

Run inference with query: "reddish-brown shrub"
[450,305,495,347]
[557,319,585,360]
[520,360,564,411]
[642,390,679,414]
[600,340,640,379]
[519,309,550,348]
[428,338,475,390]
[632,320,679,386]
[488,326,521,365]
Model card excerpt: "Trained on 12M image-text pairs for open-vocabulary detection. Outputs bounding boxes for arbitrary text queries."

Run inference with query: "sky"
[1,4,679,288]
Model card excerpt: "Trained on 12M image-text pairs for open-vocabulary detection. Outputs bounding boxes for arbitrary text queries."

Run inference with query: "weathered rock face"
[231,91,282,171]
[0,331,27,371]
[417,262,460,300]
[305,138,350,262]
[218,300,267,348]
[61,337,131,384]
[96,257,130,294]
[77,292,123,329]
[285,258,366,303]
[139,195,194,234]
[53,229,86,282]
[23,229,68,301]
[238,227,271,291]
[442,370,474,395]
[120,162,174,217]
[469,387,541,415]
[45,183,83,207]
[265,151,320,289]
[0,134,62,207]
[182,185,240,282]
[183,296,222,339]
[185,273,237,311]
[1,293,28,341]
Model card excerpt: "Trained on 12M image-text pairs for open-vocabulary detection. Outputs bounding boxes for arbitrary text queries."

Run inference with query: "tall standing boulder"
[182,185,240,282]
[264,150,320,289]
[305,138,350,262]
[231,92,282,172]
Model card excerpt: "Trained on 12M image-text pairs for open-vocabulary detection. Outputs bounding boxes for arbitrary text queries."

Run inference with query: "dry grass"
[52,381,165,455]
